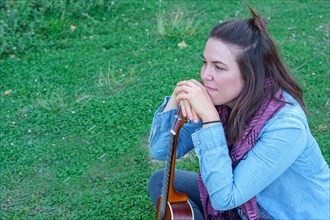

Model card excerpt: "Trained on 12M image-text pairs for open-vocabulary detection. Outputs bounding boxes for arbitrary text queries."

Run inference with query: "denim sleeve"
[149,97,201,160]
[192,115,307,211]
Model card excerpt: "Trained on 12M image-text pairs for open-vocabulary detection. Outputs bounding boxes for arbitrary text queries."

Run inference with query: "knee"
[148,169,165,190]
[148,169,165,206]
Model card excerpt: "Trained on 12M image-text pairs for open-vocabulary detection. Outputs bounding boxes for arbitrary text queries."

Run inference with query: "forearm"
[162,94,178,112]
[149,97,200,160]
[149,97,177,160]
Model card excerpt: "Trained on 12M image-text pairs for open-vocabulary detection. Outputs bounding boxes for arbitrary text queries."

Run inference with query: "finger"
[179,100,187,117]
[176,80,188,86]
[189,79,204,88]
[174,84,190,97]
[178,98,194,120]
[175,85,195,97]
[180,81,205,96]
[181,99,200,123]
[173,85,183,96]
[176,92,190,104]
[176,93,201,123]
[179,99,191,119]
[183,100,194,121]
[179,101,187,117]
[192,109,200,123]
[177,79,201,87]
[174,84,189,96]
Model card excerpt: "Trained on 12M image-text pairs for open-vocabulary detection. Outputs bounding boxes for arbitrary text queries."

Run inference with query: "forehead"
[203,38,240,63]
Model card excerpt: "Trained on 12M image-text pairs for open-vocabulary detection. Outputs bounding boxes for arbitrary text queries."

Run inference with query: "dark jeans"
[148,169,274,220]
[148,169,204,219]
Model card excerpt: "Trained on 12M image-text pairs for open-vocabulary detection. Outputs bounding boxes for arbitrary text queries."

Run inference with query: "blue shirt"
[149,92,330,219]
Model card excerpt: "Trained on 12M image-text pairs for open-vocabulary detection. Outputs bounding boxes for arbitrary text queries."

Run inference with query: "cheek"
[236,74,245,91]
[231,76,244,94]
[214,75,234,89]
[215,74,244,95]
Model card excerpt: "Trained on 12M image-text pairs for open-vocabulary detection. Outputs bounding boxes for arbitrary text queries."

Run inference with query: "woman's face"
[200,38,244,107]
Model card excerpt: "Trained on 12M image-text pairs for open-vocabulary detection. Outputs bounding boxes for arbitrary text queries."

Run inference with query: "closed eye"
[215,65,225,71]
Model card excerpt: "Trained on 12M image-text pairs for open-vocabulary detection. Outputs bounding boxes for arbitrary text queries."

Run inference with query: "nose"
[200,64,213,81]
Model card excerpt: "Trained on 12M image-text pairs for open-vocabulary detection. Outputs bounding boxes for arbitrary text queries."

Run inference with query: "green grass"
[0,0,329,219]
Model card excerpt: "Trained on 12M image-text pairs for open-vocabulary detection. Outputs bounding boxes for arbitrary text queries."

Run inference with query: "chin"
[212,99,232,107]
[212,100,224,106]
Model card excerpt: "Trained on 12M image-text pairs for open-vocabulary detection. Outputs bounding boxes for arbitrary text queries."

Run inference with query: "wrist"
[202,120,221,125]
[163,96,178,112]
[202,119,221,128]
[201,111,220,122]
[201,110,220,127]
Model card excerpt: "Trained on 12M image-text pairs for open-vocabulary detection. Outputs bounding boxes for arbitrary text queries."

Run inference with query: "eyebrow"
[202,55,228,67]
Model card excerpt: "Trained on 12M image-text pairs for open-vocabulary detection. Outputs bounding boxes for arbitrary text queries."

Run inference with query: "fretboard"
[159,129,176,218]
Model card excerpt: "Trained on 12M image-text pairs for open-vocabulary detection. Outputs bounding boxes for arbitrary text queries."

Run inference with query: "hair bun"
[244,1,268,34]
[260,18,267,29]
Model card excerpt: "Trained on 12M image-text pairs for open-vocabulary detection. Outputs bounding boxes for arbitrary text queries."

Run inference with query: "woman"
[148,5,330,220]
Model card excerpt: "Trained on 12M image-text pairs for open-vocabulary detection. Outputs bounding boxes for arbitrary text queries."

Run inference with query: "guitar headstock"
[172,105,188,132]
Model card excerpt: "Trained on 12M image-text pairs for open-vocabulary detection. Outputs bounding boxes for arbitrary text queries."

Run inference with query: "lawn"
[0,0,329,219]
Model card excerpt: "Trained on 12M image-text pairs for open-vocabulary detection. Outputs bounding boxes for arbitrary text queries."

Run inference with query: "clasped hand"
[173,79,219,124]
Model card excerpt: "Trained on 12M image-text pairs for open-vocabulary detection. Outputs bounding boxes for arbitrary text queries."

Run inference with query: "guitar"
[156,106,194,220]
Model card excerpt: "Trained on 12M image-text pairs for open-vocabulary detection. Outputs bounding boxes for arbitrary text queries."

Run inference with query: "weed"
[96,64,135,92]
[156,8,202,39]
[36,89,68,113]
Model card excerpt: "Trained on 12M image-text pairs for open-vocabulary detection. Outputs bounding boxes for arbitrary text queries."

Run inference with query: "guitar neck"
[159,106,186,218]
[159,130,176,216]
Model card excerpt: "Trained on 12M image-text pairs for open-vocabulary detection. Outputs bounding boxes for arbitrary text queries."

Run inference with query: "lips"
[204,85,217,91]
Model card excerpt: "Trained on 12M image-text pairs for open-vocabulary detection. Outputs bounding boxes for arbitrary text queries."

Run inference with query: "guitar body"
[156,196,194,220]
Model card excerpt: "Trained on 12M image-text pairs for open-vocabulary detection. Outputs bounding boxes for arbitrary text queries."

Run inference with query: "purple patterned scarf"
[198,79,285,220]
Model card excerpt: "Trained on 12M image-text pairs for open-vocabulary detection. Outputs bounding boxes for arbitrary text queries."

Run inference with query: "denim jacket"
[149,92,330,219]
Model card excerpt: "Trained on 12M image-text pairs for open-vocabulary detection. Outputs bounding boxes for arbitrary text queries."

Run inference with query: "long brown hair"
[209,5,305,145]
